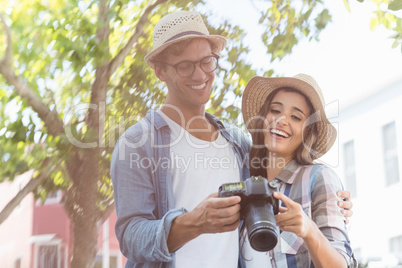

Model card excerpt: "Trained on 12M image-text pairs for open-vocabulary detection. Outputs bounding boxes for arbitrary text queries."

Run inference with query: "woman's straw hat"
[145,11,227,69]
[242,74,337,158]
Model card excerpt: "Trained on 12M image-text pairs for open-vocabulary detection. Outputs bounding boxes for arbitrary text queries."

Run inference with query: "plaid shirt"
[268,160,357,268]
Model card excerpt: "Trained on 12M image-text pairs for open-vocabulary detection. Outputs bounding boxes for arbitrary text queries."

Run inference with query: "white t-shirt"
[158,110,240,268]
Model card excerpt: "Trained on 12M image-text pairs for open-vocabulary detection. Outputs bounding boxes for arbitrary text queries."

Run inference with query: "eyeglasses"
[162,54,219,78]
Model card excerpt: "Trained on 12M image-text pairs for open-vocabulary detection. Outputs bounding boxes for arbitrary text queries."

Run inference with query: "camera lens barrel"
[245,200,278,252]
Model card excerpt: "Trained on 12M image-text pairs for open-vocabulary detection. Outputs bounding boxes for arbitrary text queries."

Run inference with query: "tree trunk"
[65,151,100,268]
[70,203,98,268]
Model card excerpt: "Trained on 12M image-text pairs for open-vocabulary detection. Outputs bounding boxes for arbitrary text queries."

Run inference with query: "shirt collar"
[146,109,229,138]
[146,109,169,130]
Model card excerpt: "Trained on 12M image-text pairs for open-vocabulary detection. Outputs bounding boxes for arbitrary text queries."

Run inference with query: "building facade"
[334,78,402,267]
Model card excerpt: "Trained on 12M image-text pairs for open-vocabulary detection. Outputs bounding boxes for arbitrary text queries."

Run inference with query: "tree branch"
[0,158,51,225]
[92,0,111,89]
[0,64,65,137]
[100,200,115,224]
[86,0,112,136]
[0,14,65,137]
[0,13,12,65]
[108,0,167,74]
[97,0,110,46]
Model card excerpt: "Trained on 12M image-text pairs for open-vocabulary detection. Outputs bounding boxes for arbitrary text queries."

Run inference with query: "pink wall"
[33,202,70,239]
[0,171,35,268]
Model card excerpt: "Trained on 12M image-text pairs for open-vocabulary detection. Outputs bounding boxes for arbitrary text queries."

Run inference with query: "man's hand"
[337,191,353,224]
[190,192,241,234]
[167,192,241,252]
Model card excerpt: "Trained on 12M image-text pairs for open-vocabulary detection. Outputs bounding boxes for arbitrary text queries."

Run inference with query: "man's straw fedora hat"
[144,10,227,69]
[242,74,337,158]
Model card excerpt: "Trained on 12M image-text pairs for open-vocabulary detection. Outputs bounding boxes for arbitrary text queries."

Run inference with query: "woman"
[241,74,357,267]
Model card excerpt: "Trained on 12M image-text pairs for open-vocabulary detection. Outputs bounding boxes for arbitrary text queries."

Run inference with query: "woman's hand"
[273,191,348,268]
[337,191,353,224]
[273,192,315,239]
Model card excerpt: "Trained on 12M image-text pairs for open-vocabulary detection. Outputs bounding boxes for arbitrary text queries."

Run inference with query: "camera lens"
[245,200,278,252]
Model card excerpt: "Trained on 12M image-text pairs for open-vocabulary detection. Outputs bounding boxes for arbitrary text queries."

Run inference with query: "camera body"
[218,175,279,217]
[219,176,279,252]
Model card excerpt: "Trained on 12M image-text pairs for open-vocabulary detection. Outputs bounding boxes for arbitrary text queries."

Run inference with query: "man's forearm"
[167,212,200,252]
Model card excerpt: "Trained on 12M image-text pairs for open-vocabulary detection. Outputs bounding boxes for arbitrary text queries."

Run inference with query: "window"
[382,122,400,186]
[353,248,362,265]
[36,190,62,206]
[390,235,402,261]
[343,140,357,197]
[36,245,59,268]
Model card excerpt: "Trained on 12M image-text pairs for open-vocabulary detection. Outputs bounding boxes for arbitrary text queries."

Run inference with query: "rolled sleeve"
[111,130,183,264]
[311,167,357,268]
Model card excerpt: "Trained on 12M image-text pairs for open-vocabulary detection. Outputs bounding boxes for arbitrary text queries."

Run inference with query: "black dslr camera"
[218,176,279,252]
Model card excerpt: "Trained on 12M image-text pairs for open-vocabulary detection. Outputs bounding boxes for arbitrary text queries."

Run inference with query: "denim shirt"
[111,110,250,268]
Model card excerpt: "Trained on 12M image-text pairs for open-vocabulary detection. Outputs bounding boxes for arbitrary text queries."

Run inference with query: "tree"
[0,0,333,267]
[344,0,402,51]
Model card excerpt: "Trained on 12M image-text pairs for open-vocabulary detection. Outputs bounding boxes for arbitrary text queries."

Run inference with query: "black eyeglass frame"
[158,53,220,78]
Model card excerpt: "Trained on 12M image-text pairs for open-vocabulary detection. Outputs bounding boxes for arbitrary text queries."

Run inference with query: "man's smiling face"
[156,39,215,111]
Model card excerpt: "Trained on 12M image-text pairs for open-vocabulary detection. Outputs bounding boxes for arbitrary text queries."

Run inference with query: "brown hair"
[248,87,319,177]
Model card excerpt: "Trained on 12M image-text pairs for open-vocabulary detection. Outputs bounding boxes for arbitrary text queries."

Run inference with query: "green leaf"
[370,17,379,30]
[392,38,399,48]
[389,0,402,11]
[315,9,332,31]
[344,0,351,12]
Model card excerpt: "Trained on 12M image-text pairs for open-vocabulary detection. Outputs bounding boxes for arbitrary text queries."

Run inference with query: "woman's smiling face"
[263,89,311,161]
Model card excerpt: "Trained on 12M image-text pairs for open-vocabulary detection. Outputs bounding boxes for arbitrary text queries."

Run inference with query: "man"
[110,10,353,268]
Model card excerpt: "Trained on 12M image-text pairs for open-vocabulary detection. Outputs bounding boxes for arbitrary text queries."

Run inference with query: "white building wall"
[331,78,402,266]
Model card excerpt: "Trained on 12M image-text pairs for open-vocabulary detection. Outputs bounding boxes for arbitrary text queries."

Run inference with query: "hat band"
[163,31,206,44]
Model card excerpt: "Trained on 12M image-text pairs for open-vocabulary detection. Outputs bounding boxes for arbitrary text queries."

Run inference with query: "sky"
[206,0,402,111]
